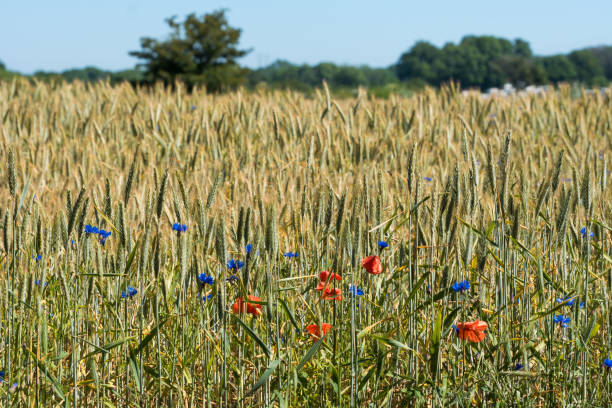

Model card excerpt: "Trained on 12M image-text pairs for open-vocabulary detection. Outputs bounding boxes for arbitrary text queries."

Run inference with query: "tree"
[584,46,612,80]
[539,55,577,83]
[512,39,532,58]
[395,36,538,89]
[61,67,111,82]
[130,10,251,91]
[333,66,367,87]
[568,50,604,85]
[489,55,547,86]
[360,67,397,87]
[396,41,441,84]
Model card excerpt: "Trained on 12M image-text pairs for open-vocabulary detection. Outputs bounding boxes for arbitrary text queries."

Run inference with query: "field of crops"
[0,79,611,407]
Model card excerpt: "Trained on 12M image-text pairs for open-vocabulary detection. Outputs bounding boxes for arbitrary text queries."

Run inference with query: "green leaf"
[388,196,431,235]
[409,287,451,317]
[124,236,142,275]
[443,306,461,331]
[129,352,142,393]
[457,218,499,248]
[508,236,535,259]
[127,317,170,392]
[405,271,430,305]
[244,359,280,398]
[525,303,568,324]
[279,298,300,332]
[296,333,327,372]
[16,178,30,216]
[81,336,136,360]
[27,349,66,400]
[130,318,169,360]
[51,350,70,362]
[232,314,271,358]
[94,204,118,232]
[582,318,600,344]
[79,273,127,277]
[370,334,409,350]
[429,308,443,379]
[499,370,537,377]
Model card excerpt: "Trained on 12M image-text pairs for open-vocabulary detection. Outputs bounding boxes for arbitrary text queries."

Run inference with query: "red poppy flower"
[231,295,263,317]
[316,271,342,291]
[320,286,343,301]
[319,271,341,283]
[454,320,488,343]
[362,255,382,275]
[306,323,332,340]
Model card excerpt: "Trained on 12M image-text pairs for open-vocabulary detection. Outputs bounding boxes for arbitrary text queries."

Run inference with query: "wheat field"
[0,79,611,407]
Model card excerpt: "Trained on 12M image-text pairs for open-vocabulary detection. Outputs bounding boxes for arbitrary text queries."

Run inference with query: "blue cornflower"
[349,284,364,296]
[556,296,576,307]
[553,314,570,328]
[513,363,524,370]
[99,229,111,246]
[226,259,244,270]
[34,280,47,287]
[203,293,213,301]
[226,275,239,283]
[424,177,433,182]
[48,312,53,319]
[198,273,214,286]
[451,325,459,334]
[172,223,187,233]
[283,252,299,258]
[121,286,138,299]
[580,227,594,238]
[451,280,471,293]
[33,254,42,262]
[604,358,612,368]
[378,240,388,249]
[579,302,585,309]
[246,244,253,254]
[84,224,99,234]
[0,370,4,382]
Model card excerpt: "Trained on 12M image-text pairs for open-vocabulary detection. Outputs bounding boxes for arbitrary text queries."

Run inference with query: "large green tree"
[396,41,442,84]
[568,50,605,85]
[539,55,577,83]
[130,10,251,91]
[395,36,536,89]
[586,46,612,79]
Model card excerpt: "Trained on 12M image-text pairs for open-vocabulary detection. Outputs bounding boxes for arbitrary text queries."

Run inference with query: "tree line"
[1,10,611,92]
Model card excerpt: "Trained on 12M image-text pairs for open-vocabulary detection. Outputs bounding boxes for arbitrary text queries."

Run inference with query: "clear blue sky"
[1,0,611,73]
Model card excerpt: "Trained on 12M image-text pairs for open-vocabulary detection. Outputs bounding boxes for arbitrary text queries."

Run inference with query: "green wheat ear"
[123,151,137,206]
[156,169,168,220]
[215,221,227,264]
[8,148,16,197]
